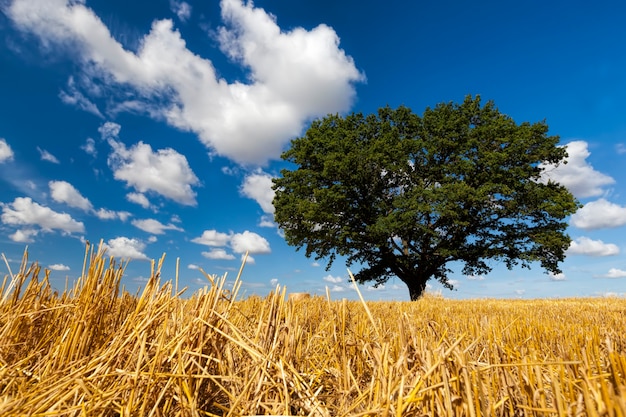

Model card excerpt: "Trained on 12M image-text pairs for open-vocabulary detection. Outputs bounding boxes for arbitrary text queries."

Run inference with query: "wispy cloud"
[170,0,191,22]
[59,76,104,118]
[0,138,14,163]
[131,218,184,234]
[37,147,60,164]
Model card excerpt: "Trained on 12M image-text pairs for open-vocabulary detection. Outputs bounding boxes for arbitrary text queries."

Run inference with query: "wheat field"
[1,243,625,416]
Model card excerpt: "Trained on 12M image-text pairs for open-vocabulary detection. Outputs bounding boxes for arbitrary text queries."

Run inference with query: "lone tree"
[272,96,579,300]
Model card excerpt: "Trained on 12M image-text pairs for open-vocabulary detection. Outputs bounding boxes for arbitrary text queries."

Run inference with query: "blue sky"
[1,0,626,300]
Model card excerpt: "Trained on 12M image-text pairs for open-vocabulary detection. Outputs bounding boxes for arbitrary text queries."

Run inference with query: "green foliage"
[272,96,580,300]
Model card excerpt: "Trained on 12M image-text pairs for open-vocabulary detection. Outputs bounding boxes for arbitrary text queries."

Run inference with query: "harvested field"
[1,244,625,416]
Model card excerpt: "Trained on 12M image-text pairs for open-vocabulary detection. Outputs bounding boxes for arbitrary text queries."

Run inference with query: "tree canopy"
[272,96,579,300]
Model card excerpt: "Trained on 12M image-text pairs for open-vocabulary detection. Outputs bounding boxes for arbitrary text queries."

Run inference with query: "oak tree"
[272,96,579,300]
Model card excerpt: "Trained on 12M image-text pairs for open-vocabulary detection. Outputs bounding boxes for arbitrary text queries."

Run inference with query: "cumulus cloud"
[108,140,199,206]
[5,0,363,165]
[0,138,14,163]
[192,230,231,246]
[323,274,343,284]
[549,272,566,281]
[49,180,130,220]
[230,230,271,254]
[570,199,626,230]
[95,208,131,221]
[193,229,271,261]
[241,253,255,264]
[104,237,149,260]
[240,170,275,213]
[539,141,614,198]
[37,147,60,164]
[567,236,619,256]
[48,263,70,271]
[126,192,152,209]
[595,268,626,279]
[49,180,93,211]
[131,218,183,234]
[9,228,39,243]
[202,249,236,260]
[1,197,84,235]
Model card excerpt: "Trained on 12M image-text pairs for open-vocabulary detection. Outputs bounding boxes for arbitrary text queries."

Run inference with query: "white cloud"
[241,253,255,264]
[131,218,183,234]
[59,76,103,118]
[98,122,121,141]
[202,249,236,260]
[269,278,278,286]
[104,237,149,260]
[1,197,84,234]
[49,180,93,211]
[258,214,275,228]
[95,208,131,221]
[48,263,70,271]
[230,231,271,254]
[567,236,619,256]
[170,0,191,22]
[466,275,485,281]
[126,192,152,209]
[616,143,626,155]
[323,274,343,284]
[571,199,626,230]
[9,228,38,243]
[193,230,231,246]
[108,140,199,206]
[240,171,275,213]
[539,141,614,198]
[193,229,271,258]
[49,181,129,221]
[330,285,346,292]
[5,0,363,165]
[549,272,566,281]
[37,147,60,164]
[0,138,14,163]
[81,137,97,156]
[188,263,200,270]
[596,268,626,279]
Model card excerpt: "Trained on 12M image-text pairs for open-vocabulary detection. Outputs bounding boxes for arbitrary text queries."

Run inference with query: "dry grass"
[1,243,625,416]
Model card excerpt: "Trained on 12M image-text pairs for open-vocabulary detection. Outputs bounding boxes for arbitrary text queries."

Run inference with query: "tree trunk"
[406,279,427,301]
